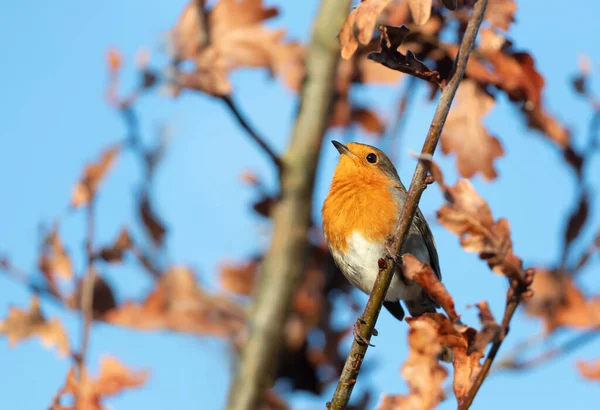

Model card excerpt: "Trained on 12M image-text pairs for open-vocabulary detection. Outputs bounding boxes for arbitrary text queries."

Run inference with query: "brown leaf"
[104,266,246,338]
[139,193,166,246]
[368,25,441,84]
[50,357,148,410]
[470,301,502,354]
[339,0,393,59]
[485,0,517,31]
[577,359,600,380]
[172,0,300,96]
[72,146,119,208]
[98,228,133,263]
[435,177,524,280]
[524,270,600,332]
[351,107,386,134]
[406,313,489,407]
[564,191,590,248]
[401,254,460,322]
[39,226,73,282]
[408,0,432,25]
[0,296,69,356]
[378,318,447,410]
[441,79,504,180]
[219,260,258,295]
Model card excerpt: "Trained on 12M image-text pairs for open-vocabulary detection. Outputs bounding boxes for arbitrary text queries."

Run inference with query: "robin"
[322,140,443,344]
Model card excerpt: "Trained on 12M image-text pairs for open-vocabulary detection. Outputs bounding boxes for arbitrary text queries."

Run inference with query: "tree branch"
[224,1,351,409]
[328,1,489,408]
[190,0,281,169]
[221,95,282,169]
[75,200,97,407]
[496,329,600,371]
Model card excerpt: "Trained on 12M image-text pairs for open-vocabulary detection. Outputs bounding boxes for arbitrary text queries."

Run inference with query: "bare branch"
[328,1,489,408]
[75,201,97,407]
[224,1,352,409]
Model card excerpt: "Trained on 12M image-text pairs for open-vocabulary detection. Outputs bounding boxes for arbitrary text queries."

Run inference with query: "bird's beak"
[332,140,352,156]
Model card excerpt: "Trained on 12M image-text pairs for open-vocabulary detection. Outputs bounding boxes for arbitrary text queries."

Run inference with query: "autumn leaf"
[403,313,490,407]
[172,0,300,96]
[577,359,600,380]
[98,227,134,263]
[0,296,69,356]
[139,193,167,247]
[524,269,600,332]
[485,0,517,31]
[38,226,73,286]
[368,25,441,84]
[378,318,447,410]
[104,266,246,338]
[408,0,432,25]
[219,260,258,295]
[72,145,119,208]
[441,79,504,181]
[564,191,590,248]
[338,0,394,59]
[50,356,148,410]
[401,254,460,322]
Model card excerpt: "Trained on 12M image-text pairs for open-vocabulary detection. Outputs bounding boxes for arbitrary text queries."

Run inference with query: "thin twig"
[75,200,97,406]
[221,95,282,169]
[496,329,600,371]
[328,1,489,408]
[224,1,352,409]
[189,0,281,169]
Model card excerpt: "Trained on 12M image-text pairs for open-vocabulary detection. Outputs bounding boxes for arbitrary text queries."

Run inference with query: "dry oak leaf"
[219,260,259,296]
[339,0,394,59]
[408,0,432,25]
[577,359,600,381]
[0,296,69,356]
[39,226,73,281]
[378,318,447,410]
[98,227,133,263]
[72,145,119,208]
[50,356,148,410]
[139,193,167,247]
[524,270,600,332]
[401,254,459,322]
[441,79,504,181]
[436,178,523,279]
[485,0,517,32]
[411,313,497,407]
[172,0,300,96]
[104,265,246,338]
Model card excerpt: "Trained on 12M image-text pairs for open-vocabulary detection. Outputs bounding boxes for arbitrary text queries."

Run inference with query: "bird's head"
[330,140,401,186]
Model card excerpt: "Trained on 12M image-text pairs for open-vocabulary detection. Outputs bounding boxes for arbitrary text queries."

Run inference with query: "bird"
[321,140,443,342]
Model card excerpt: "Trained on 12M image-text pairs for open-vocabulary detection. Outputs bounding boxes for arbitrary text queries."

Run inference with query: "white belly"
[329,231,426,302]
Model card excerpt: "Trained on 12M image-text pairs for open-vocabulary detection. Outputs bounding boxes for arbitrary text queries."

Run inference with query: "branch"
[496,329,600,371]
[221,95,282,169]
[191,0,281,169]
[224,1,351,409]
[75,201,97,407]
[328,1,489,408]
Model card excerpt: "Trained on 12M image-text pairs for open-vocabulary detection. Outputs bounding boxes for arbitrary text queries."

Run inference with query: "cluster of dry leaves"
[2,0,600,409]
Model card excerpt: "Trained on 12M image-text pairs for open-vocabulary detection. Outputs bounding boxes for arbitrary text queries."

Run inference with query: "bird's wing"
[413,207,442,281]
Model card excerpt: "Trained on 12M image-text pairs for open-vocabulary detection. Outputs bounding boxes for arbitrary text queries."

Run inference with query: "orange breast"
[322,173,399,252]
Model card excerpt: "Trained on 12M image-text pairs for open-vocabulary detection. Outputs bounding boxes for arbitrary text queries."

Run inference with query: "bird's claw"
[353,316,377,347]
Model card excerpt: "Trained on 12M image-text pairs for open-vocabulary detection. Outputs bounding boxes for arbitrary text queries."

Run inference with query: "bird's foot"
[353,315,377,347]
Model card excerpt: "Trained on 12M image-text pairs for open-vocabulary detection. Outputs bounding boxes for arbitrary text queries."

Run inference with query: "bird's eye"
[366,153,378,163]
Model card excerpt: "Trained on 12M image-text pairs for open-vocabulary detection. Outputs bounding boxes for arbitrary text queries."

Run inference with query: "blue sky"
[1,1,599,409]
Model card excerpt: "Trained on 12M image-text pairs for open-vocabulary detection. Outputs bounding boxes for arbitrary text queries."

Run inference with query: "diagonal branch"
[328,1,489,408]
[224,1,351,409]
[192,0,281,170]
